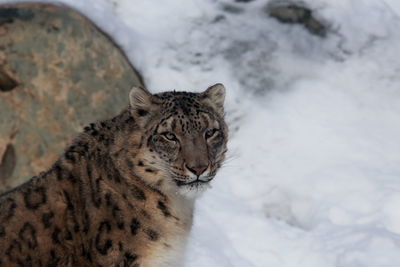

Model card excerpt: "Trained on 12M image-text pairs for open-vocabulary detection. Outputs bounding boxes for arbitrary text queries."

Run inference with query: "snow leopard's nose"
[186,164,208,176]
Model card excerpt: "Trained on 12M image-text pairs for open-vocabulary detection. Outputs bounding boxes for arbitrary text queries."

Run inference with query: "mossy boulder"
[0,3,143,192]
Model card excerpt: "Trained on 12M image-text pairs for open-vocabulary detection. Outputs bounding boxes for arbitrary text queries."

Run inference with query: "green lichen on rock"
[0,3,143,192]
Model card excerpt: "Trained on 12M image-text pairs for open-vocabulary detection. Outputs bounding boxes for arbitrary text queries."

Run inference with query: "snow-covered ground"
[3,0,400,266]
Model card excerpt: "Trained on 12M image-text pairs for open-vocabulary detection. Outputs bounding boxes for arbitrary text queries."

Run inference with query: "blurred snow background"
[3,0,400,266]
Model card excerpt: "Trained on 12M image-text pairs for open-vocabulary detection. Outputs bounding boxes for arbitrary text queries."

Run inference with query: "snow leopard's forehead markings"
[153,92,217,135]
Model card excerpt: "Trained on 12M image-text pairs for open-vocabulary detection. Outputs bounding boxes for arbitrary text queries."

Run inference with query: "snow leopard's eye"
[162,131,178,141]
[205,128,219,139]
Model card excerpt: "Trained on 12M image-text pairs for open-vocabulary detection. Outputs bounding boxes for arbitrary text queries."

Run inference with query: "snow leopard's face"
[130,84,228,197]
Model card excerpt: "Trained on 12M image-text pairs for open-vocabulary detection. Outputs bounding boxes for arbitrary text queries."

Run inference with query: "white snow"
[2,0,400,266]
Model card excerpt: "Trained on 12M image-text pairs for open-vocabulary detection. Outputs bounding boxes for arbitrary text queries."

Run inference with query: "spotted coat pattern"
[0,84,228,267]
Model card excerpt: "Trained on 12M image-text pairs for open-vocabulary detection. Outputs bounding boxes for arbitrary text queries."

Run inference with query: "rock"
[0,3,143,192]
[266,2,327,37]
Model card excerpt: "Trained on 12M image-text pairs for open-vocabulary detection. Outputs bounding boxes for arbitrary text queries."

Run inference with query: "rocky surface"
[267,2,327,37]
[0,3,143,192]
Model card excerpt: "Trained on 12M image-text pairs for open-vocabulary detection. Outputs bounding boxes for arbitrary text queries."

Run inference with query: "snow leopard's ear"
[129,86,155,126]
[202,83,226,115]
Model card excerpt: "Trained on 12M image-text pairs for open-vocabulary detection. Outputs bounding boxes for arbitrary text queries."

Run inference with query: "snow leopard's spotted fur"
[0,84,228,266]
